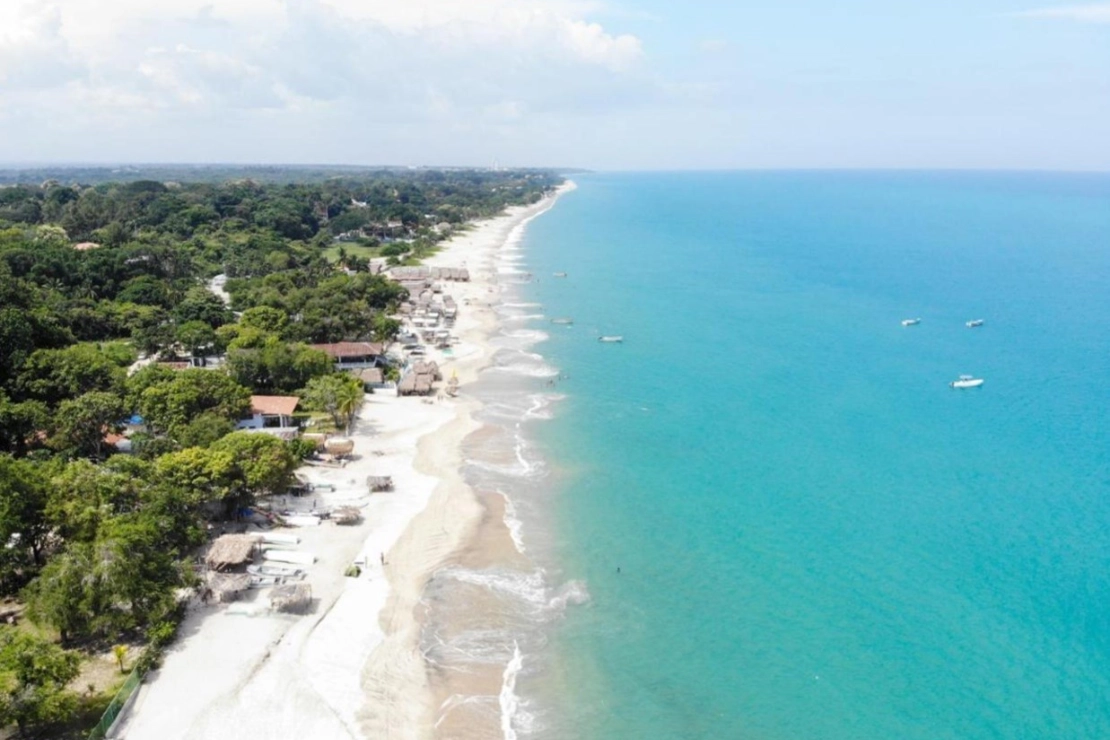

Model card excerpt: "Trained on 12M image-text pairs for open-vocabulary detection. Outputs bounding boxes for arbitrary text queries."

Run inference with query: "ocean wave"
[439,567,591,618]
[500,491,526,554]
[467,440,546,479]
[500,643,526,740]
[486,363,559,379]
[502,329,550,343]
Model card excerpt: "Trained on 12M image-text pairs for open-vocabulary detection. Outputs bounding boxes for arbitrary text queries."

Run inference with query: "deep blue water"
[520,172,1110,739]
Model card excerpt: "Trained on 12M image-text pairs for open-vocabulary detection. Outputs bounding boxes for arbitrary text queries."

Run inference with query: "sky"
[0,0,1107,170]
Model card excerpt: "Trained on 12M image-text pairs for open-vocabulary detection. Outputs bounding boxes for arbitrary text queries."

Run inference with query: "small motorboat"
[553,272,568,278]
[248,564,304,578]
[901,318,921,327]
[950,375,985,389]
[551,317,574,325]
[966,319,984,328]
[598,335,623,343]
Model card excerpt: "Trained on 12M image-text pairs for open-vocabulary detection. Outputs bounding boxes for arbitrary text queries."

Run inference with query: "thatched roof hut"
[324,438,355,457]
[205,573,252,603]
[367,475,394,492]
[414,375,434,395]
[354,367,385,387]
[397,373,417,396]
[206,534,259,571]
[332,506,362,525]
[412,361,441,381]
[270,583,312,614]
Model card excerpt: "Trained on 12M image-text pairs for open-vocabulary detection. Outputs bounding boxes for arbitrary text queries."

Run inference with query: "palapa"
[324,437,355,457]
[397,373,417,395]
[205,534,259,571]
[205,573,252,602]
[270,583,312,614]
[414,375,434,395]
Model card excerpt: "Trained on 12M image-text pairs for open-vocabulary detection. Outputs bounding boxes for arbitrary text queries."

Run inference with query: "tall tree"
[0,457,49,595]
[50,391,126,459]
[0,628,80,736]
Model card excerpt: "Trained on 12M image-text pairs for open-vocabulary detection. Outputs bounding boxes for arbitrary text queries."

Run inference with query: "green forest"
[0,167,559,736]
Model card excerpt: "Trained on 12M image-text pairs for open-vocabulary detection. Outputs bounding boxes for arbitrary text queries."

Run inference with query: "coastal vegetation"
[0,166,559,736]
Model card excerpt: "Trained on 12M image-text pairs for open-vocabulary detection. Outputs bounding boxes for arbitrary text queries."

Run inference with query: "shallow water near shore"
[502,172,1110,739]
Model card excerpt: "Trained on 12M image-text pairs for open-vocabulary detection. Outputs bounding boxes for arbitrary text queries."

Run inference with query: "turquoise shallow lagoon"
[519,172,1110,739]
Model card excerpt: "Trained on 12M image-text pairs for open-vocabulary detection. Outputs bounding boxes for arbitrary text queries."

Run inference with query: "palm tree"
[335,379,364,435]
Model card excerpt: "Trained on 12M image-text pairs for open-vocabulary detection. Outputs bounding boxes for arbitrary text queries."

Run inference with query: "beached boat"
[966,319,984,328]
[551,317,574,325]
[263,549,316,566]
[901,318,921,326]
[598,335,624,343]
[247,564,304,578]
[950,375,984,389]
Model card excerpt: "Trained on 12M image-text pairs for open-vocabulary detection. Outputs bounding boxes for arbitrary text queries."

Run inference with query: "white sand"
[113,183,574,740]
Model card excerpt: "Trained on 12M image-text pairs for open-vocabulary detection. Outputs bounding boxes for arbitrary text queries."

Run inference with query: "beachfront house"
[311,341,386,370]
[237,395,301,439]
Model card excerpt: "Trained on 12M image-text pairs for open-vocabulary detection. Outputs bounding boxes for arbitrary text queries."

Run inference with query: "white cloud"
[0,0,646,158]
[1016,3,1110,22]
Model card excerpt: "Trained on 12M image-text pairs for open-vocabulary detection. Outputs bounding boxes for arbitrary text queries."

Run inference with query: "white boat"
[263,550,317,566]
[901,318,921,326]
[553,272,568,278]
[248,564,304,578]
[950,375,985,389]
[260,533,300,546]
[966,319,984,328]
[551,317,574,325]
[598,335,623,343]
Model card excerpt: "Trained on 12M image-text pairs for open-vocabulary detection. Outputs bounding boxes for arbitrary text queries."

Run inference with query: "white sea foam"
[440,567,591,617]
[500,643,524,740]
[468,437,545,479]
[487,363,559,379]
[500,491,526,554]
[502,329,550,343]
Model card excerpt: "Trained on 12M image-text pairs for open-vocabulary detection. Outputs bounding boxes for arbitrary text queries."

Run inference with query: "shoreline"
[358,181,576,737]
[112,183,574,740]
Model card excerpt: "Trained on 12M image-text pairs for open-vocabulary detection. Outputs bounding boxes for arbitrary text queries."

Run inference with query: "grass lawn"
[322,242,381,263]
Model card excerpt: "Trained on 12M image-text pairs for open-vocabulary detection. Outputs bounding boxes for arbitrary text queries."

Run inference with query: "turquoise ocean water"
[514,172,1110,739]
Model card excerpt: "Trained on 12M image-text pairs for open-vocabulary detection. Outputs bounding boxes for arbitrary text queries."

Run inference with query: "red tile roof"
[311,342,383,359]
[250,395,300,416]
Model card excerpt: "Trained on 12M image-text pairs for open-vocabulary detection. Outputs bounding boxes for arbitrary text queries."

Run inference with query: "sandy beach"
[112,183,573,740]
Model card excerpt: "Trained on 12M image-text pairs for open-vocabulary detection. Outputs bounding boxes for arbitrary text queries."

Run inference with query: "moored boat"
[598,335,623,343]
[950,375,984,389]
[901,318,921,326]
[551,317,574,325]
[553,272,568,277]
[966,319,984,328]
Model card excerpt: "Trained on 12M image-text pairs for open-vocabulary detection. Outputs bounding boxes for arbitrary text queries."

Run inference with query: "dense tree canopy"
[0,166,563,736]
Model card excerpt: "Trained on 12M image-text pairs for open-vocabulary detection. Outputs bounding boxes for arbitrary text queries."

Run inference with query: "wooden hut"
[205,573,252,603]
[397,373,417,396]
[270,583,312,614]
[413,361,441,381]
[367,475,394,492]
[324,437,355,458]
[205,534,259,572]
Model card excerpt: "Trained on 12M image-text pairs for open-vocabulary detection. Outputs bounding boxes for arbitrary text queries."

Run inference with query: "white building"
[237,395,301,439]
